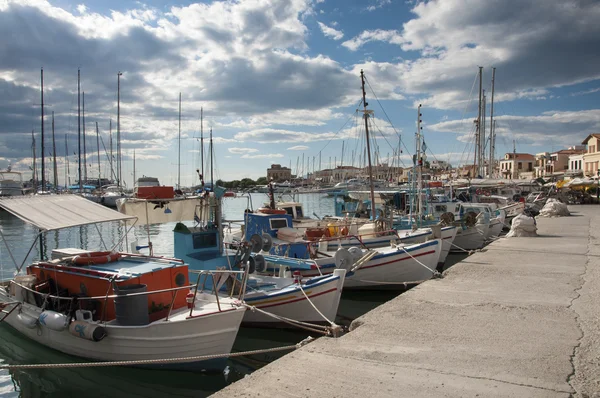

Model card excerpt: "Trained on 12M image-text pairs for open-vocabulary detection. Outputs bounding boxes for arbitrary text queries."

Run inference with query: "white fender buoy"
[69,321,107,342]
[38,311,69,332]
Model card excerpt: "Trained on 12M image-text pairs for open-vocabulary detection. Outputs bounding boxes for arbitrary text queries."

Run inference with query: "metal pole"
[78,69,82,191]
[360,70,377,221]
[40,67,45,192]
[96,122,101,187]
[200,107,204,182]
[489,67,496,178]
[83,91,87,184]
[178,92,181,189]
[117,71,122,187]
[52,111,58,191]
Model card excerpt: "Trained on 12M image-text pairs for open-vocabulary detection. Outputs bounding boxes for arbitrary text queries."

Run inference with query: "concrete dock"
[213,205,599,397]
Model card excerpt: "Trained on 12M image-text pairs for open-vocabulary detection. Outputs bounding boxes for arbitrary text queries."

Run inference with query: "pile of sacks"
[506,214,538,237]
[539,198,570,217]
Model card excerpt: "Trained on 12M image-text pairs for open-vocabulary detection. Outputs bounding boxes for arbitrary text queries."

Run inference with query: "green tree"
[240,178,256,189]
[256,177,268,185]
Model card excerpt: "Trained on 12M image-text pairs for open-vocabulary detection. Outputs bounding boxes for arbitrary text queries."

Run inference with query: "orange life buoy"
[74,251,121,266]
[340,226,349,236]
[257,207,287,215]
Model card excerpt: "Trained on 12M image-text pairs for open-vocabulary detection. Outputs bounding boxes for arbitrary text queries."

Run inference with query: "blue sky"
[1,0,599,187]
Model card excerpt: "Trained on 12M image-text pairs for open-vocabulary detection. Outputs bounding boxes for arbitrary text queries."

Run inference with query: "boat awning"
[0,194,137,231]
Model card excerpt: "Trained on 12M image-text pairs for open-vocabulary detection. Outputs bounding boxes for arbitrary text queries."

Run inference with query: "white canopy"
[0,194,136,231]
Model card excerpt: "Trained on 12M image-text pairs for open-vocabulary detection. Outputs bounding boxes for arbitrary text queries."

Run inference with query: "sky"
[0,0,599,188]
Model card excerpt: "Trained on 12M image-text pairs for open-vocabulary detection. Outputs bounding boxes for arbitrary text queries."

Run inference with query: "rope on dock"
[0,337,315,370]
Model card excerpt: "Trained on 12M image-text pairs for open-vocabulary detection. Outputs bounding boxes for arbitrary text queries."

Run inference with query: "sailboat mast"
[64,134,69,188]
[109,119,114,182]
[417,105,423,225]
[31,130,37,191]
[178,92,181,190]
[489,67,496,178]
[200,107,204,182]
[52,111,58,191]
[117,71,122,187]
[210,128,214,191]
[78,69,82,191]
[83,91,87,184]
[96,122,101,187]
[360,70,377,221]
[474,66,482,177]
[133,149,136,188]
[40,67,45,192]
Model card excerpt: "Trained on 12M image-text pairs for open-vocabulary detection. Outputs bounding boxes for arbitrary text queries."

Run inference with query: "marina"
[1,1,599,396]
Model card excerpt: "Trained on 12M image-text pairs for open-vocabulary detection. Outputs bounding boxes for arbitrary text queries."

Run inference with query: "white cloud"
[317,22,343,40]
[365,0,391,12]
[342,29,404,51]
[76,4,87,14]
[288,145,309,150]
[241,153,284,159]
[228,147,259,154]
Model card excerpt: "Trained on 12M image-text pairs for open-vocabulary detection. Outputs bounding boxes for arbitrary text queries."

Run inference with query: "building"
[534,152,550,178]
[430,160,450,171]
[582,134,600,177]
[567,153,585,178]
[499,153,534,179]
[266,164,292,182]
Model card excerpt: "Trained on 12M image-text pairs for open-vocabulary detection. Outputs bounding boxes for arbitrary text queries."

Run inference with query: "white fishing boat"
[0,195,246,370]
[173,191,346,328]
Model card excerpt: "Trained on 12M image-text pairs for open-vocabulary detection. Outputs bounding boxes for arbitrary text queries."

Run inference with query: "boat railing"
[6,269,247,322]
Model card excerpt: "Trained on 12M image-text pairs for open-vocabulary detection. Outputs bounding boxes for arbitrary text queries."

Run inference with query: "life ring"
[484,191,491,196]
[476,189,482,195]
[74,251,121,266]
[257,207,287,215]
[340,226,349,236]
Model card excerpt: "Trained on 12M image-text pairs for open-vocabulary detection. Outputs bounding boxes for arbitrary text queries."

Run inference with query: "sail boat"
[234,71,444,288]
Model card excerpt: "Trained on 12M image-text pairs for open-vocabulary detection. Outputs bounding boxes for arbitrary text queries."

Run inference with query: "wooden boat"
[0,195,246,370]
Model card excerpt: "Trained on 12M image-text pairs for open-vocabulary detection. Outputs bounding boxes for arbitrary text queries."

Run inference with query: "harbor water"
[0,193,464,397]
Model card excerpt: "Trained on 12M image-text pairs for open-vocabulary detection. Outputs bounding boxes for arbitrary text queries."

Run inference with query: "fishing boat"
[170,189,346,327]
[0,195,246,370]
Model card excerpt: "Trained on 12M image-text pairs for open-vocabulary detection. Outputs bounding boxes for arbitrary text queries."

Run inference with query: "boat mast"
[474,66,482,178]
[96,122,101,187]
[64,134,69,187]
[417,104,423,226]
[83,91,87,184]
[78,69,82,191]
[178,92,181,190]
[31,130,37,191]
[52,111,58,191]
[482,90,486,177]
[210,128,214,191]
[133,149,136,188]
[359,70,377,221]
[117,71,122,188]
[489,67,496,178]
[40,67,46,192]
[200,107,204,183]
[109,119,114,182]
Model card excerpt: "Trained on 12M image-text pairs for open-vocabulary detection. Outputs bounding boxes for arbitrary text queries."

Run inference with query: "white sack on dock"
[506,214,538,237]
[539,198,570,217]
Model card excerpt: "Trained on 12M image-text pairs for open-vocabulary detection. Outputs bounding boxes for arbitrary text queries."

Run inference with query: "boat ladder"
[0,302,21,323]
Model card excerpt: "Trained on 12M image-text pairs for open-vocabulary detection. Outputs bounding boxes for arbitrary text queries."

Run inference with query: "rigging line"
[317,99,363,157]
[370,117,406,168]
[363,75,401,141]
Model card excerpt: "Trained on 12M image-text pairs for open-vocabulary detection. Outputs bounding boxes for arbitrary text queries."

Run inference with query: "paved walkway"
[213,206,600,397]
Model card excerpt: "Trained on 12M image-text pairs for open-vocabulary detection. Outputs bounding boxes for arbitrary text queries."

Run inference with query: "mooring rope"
[398,246,441,278]
[241,303,332,335]
[298,284,336,327]
[0,338,315,370]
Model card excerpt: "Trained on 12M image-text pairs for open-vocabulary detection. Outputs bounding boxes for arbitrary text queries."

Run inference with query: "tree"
[256,177,268,185]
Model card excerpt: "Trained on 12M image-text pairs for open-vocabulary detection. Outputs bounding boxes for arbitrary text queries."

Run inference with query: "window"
[269,218,288,229]
[518,162,522,170]
[192,232,218,249]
